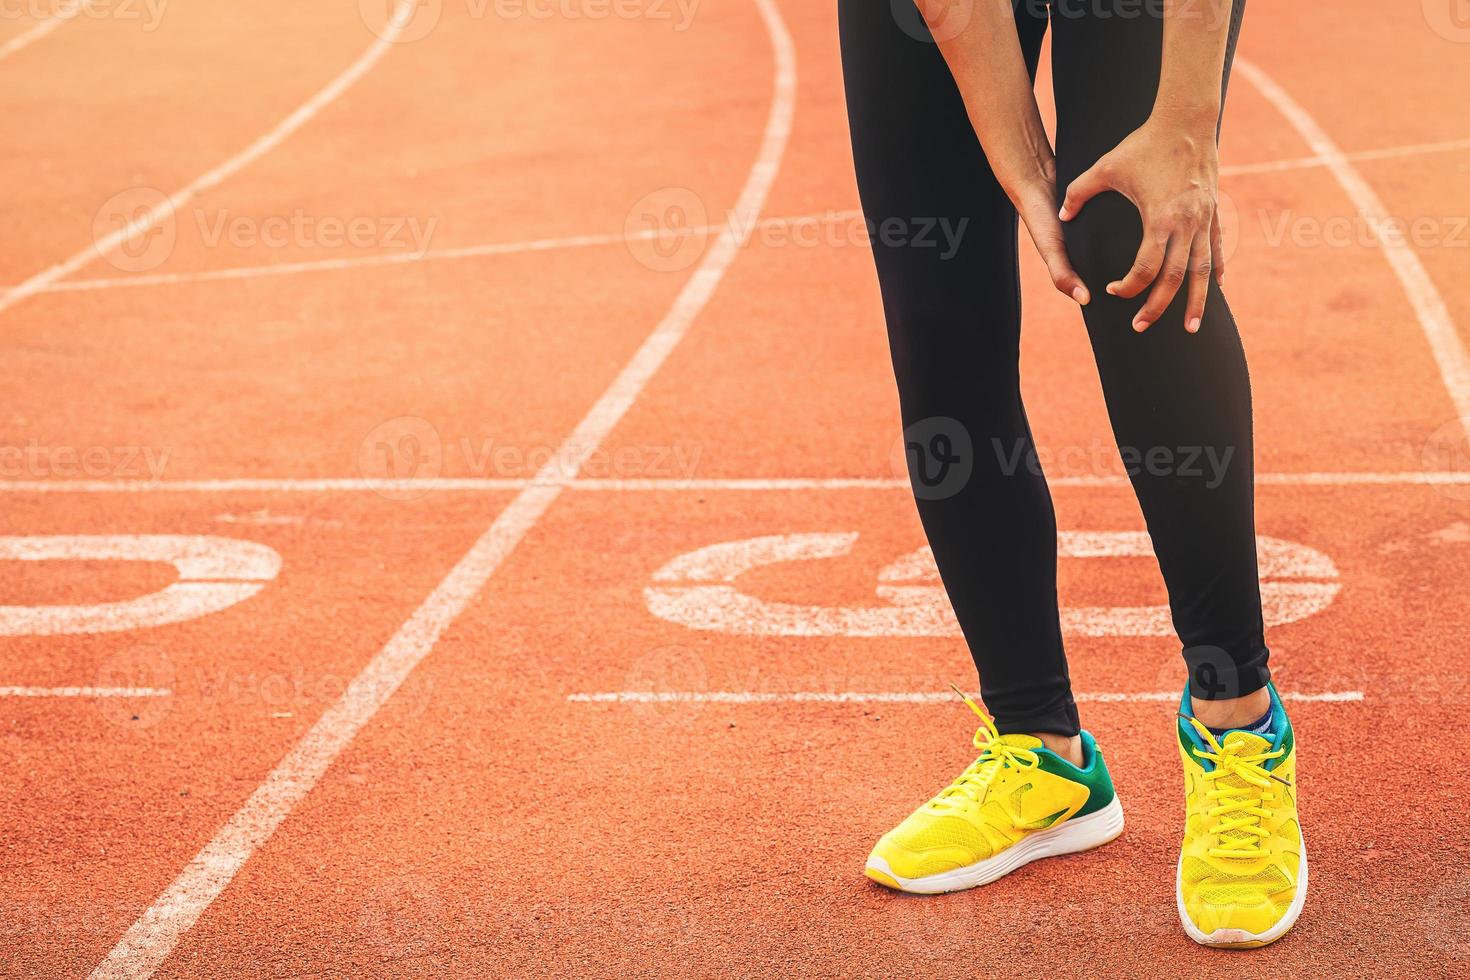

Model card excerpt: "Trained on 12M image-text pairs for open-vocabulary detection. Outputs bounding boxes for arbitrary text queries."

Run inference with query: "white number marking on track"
[0,535,281,636]
[645,531,1339,637]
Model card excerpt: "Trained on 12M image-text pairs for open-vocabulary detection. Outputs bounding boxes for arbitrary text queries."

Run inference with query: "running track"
[2,1,1468,975]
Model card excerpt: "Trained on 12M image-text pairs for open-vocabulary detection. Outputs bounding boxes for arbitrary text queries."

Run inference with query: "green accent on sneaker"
[1034,730,1116,818]
[1274,720,1295,765]
[1177,719,1197,759]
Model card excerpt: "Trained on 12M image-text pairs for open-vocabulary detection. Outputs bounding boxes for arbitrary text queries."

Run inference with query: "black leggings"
[839,0,1266,736]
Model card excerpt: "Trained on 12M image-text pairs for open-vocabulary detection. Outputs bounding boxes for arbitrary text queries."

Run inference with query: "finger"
[1132,234,1191,332]
[1021,206,1091,305]
[1058,163,1112,222]
[1106,226,1168,301]
[1210,214,1226,284]
[1038,234,1091,306]
[1183,232,1212,333]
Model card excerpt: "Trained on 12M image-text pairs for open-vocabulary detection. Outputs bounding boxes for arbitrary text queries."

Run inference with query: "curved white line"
[0,534,282,636]
[0,0,90,65]
[1236,58,1470,437]
[88,1,797,975]
[0,0,420,316]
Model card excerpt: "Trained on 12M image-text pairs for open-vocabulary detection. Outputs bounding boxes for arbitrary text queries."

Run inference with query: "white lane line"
[38,212,856,295]
[13,132,1470,297]
[45,230,650,293]
[1251,471,1470,486]
[1218,136,1470,177]
[1237,59,1470,438]
[0,0,90,65]
[88,2,795,976]
[0,1,420,316]
[567,690,1366,704]
[0,686,170,698]
[0,477,533,493]
[2,471,1468,494]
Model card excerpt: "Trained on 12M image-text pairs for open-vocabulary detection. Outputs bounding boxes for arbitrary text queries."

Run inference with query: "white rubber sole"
[865,796,1125,894]
[1176,836,1308,948]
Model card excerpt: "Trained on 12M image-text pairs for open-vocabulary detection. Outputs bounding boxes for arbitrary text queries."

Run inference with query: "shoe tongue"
[1221,730,1271,754]
[994,733,1043,750]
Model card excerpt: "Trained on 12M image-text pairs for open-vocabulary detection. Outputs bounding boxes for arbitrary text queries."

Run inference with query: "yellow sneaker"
[1177,683,1307,947]
[865,688,1124,894]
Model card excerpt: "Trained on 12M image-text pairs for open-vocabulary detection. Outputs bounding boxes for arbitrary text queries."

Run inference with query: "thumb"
[1058,162,1112,222]
[1020,205,1090,306]
[1210,213,1227,284]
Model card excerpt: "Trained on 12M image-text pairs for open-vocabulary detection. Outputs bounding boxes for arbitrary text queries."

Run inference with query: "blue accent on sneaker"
[1180,682,1294,771]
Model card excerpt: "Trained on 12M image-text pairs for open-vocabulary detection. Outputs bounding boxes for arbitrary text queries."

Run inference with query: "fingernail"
[1071,285,1089,305]
[1187,317,1201,333]
[1132,317,1149,332]
[1058,207,1071,221]
[1106,283,1119,296]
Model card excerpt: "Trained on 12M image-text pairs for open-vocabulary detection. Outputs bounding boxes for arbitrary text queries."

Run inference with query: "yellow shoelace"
[928,687,1040,813]
[1182,715,1289,859]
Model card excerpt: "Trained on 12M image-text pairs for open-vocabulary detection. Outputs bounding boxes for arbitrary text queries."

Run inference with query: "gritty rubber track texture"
[1,0,1469,977]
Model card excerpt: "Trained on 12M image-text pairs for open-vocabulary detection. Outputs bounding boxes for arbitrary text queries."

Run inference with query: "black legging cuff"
[1183,643,1272,702]
[987,684,1081,739]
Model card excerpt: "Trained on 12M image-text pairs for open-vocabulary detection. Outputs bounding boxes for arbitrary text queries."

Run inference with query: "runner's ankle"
[1190,686,1271,730]
[1033,732,1085,767]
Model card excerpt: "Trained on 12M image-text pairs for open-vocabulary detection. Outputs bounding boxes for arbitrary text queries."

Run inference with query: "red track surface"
[3,1,1469,976]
